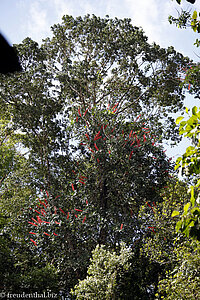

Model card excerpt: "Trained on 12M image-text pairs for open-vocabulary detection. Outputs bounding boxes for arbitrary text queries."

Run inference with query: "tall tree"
[0,15,195,296]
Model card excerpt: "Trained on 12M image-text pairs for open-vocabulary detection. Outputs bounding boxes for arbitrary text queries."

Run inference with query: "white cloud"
[124,0,175,45]
[51,0,76,19]
[20,0,51,42]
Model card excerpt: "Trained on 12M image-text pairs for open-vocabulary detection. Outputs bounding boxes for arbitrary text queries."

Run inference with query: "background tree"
[170,0,199,46]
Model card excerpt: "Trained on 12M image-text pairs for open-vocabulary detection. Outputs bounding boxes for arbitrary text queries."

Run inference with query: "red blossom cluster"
[28,104,171,246]
[28,191,87,246]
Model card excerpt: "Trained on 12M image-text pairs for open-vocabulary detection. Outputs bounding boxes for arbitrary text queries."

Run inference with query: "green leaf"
[184,202,190,213]
[176,220,182,231]
[171,210,180,217]
[192,106,197,116]
[192,11,197,20]
[190,186,195,206]
[176,116,184,125]
[174,164,180,171]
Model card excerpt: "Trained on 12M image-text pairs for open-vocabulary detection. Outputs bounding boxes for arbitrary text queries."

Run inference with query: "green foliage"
[175,107,200,175]
[72,242,162,299]
[71,242,132,299]
[156,241,200,299]
[173,108,200,240]
[140,179,200,299]
[141,179,189,265]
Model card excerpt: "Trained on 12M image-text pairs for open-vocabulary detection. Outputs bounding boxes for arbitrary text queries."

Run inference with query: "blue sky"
[0,0,199,159]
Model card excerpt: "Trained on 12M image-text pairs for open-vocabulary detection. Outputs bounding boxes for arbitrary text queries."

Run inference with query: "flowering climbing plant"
[25,103,173,248]
[27,190,88,247]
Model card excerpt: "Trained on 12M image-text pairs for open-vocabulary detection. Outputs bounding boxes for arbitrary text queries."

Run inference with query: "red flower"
[44,232,50,236]
[79,180,85,184]
[29,232,37,235]
[30,239,37,246]
[75,208,83,212]
[112,103,119,110]
[111,128,115,133]
[94,136,102,141]
[129,150,133,160]
[120,224,123,230]
[82,216,86,223]
[36,216,42,224]
[136,114,141,120]
[142,127,149,130]
[86,200,88,205]
[94,143,99,151]
[136,137,140,147]
[53,233,58,236]
[31,217,38,224]
[129,130,133,138]
[28,222,38,227]
[143,134,146,142]
[148,226,155,233]
[85,133,90,140]
[78,108,82,117]
[146,202,151,208]
[45,191,49,198]
[130,140,135,146]
[94,131,100,140]
[40,209,46,215]
[67,212,70,219]
[83,109,88,116]
[55,221,60,224]
[71,183,75,191]
[42,202,47,209]
[59,208,66,215]
[34,210,40,214]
